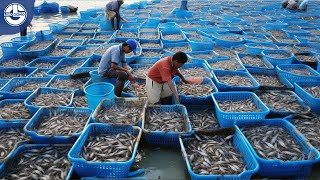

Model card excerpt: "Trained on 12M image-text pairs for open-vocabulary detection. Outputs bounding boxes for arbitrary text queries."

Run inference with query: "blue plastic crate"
[197,28,229,39]
[1,42,28,59]
[67,45,98,59]
[255,90,311,115]
[282,28,310,37]
[47,58,87,76]
[139,39,162,50]
[132,57,160,65]
[46,75,87,92]
[143,104,192,147]
[295,42,320,54]
[293,52,318,68]
[71,90,89,108]
[93,43,119,57]
[93,31,115,41]
[179,63,213,78]
[213,33,244,48]
[188,38,214,51]
[212,70,260,92]
[235,119,320,178]
[0,67,37,80]
[212,92,270,128]
[49,22,68,33]
[265,21,288,30]
[0,99,32,123]
[0,77,52,99]
[243,34,273,44]
[244,43,279,55]
[24,107,92,144]
[0,144,73,179]
[114,29,139,41]
[262,49,294,66]
[81,55,101,68]
[17,39,58,57]
[26,57,61,69]
[276,64,320,84]
[186,50,219,63]
[173,76,218,105]
[139,32,160,41]
[179,128,259,180]
[160,29,187,43]
[86,39,108,45]
[68,124,142,178]
[24,87,74,114]
[57,39,86,49]
[294,82,320,112]
[206,58,246,71]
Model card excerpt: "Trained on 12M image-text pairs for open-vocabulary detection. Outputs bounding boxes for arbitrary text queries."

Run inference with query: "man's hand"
[133,83,141,89]
[175,94,180,104]
[122,19,128,22]
[128,74,136,83]
[182,78,189,84]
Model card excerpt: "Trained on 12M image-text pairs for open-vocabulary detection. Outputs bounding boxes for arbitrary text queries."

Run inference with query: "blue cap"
[126,39,137,55]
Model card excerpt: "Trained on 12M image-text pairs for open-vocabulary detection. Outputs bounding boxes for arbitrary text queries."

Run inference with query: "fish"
[72,96,88,108]
[140,33,158,40]
[209,59,242,70]
[12,81,48,93]
[0,102,31,120]
[70,48,96,57]
[24,41,53,51]
[217,98,262,112]
[46,48,70,56]
[31,92,73,107]
[49,79,84,91]
[216,75,253,87]
[116,32,138,38]
[303,85,320,98]
[140,42,161,49]
[177,83,213,96]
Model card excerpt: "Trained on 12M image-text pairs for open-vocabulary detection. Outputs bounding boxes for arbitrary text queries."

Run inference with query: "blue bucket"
[84,82,115,110]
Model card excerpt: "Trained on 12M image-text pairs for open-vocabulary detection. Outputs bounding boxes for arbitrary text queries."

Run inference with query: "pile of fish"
[140,28,157,32]
[12,81,48,93]
[217,98,262,112]
[29,70,48,77]
[32,61,57,69]
[290,113,320,150]
[140,42,161,49]
[2,146,72,180]
[208,60,242,70]
[0,72,28,79]
[265,52,292,58]
[251,74,285,87]
[95,103,144,125]
[53,34,71,40]
[124,83,147,97]
[240,55,270,68]
[116,32,138,38]
[183,134,246,175]
[248,44,277,50]
[83,23,98,28]
[70,48,96,57]
[0,58,28,67]
[95,34,113,40]
[216,75,253,86]
[164,45,192,53]
[188,110,219,130]
[71,34,93,39]
[303,85,320,98]
[269,30,287,37]
[177,83,213,96]
[58,41,82,47]
[31,92,72,107]
[278,45,301,54]
[0,127,30,160]
[25,41,52,51]
[145,108,187,132]
[34,110,90,136]
[141,51,163,57]
[231,46,247,53]
[163,34,184,40]
[132,67,149,78]
[46,48,70,57]
[180,67,209,78]
[284,67,314,76]
[295,54,317,62]
[94,46,111,55]
[49,79,84,91]
[72,96,88,108]
[276,38,298,44]
[214,47,237,58]
[241,125,308,161]
[82,132,137,162]
[218,35,242,41]
[54,60,85,75]
[63,28,79,32]
[190,53,217,60]
[140,33,158,39]
[256,91,306,113]
[81,29,96,33]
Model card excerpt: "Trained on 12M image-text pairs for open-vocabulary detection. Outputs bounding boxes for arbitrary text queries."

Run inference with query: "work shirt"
[98,44,125,76]
[106,0,120,11]
[147,56,179,84]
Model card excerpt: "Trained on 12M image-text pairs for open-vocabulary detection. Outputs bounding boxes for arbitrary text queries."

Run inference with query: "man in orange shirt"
[146,51,189,104]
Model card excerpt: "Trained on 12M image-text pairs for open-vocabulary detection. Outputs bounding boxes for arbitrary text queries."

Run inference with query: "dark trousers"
[104,68,128,97]
[20,28,27,36]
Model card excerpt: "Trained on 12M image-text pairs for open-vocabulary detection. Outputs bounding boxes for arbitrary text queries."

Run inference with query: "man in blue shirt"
[106,0,127,30]
[98,39,137,96]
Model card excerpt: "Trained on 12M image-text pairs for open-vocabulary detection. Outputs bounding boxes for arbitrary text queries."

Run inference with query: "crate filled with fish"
[255,90,310,115]
[92,97,147,127]
[123,79,147,98]
[212,33,244,48]
[24,87,74,114]
[277,44,302,54]
[79,27,97,34]
[57,39,86,49]
[179,63,212,78]
[235,119,320,178]
[212,92,269,127]
[140,49,168,58]
[68,124,142,178]
[294,82,320,112]
[276,64,320,84]
[47,58,86,75]
[52,32,73,41]
[230,44,247,54]
[162,41,192,53]
[81,55,101,68]
[206,58,246,71]
[139,32,160,41]
[93,31,115,41]
[93,43,119,56]
[293,52,318,68]
[70,32,95,40]
[71,67,96,86]
[244,42,279,55]
[67,45,98,59]
[213,46,237,59]
[114,29,139,41]
[17,39,58,57]
[24,107,91,143]
[261,49,294,66]
[211,70,260,91]
[186,103,219,131]
[160,29,187,43]
[0,67,37,80]
[26,57,61,69]
[61,27,80,33]
[46,75,86,92]
[186,50,219,63]
[121,22,141,30]
[236,53,274,70]
[174,77,217,104]
[0,57,30,68]
[247,69,293,90]
[140,39,162,50]
[28,68,50,78]
[41,47,71,59]
[72,90,88,108]
[130,64,151,79]
[143,104,192,147]
[243,33,273,44]
[179,128,259,179]
[0,122,30,163]
[85,39,107,45]
[0,144,73,180]
[274,37,300,45]
[0,77,51,99]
